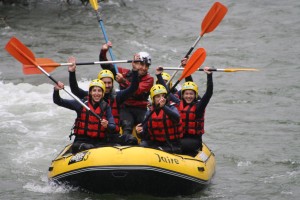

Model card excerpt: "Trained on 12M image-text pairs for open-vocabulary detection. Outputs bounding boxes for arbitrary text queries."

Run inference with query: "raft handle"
[198,167,205,172]
[111,171,128,178]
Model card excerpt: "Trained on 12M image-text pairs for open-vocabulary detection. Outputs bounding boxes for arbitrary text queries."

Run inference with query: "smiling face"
[90,86,104,103]
[101,77,113,94]
[182,90,196,104]
[138,62,149,76]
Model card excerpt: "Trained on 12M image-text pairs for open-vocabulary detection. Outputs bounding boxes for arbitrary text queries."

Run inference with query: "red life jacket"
[73,100,108,139]
[118,68,153,108]
[178,101,205,135]
[107,95,120,133]
[147,108,183,142]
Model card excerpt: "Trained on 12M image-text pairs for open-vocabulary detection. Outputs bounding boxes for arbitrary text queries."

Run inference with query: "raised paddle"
[4,37,138,74]
[141,48,206,126]
[22,58,139,75]
[167,2,228,85]
[5,37,103,121]
[89,0,119,73]
[169,48,206,92]
[163,67,259,72]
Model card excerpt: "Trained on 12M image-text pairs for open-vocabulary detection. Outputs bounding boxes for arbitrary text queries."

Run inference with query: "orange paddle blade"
[179,48,206,81]
[23,58,60,74]
[5,37,36,65]
[5,37,60,75]
[201,2,228,36]
[22,65,43,74]
[35,58,60,67]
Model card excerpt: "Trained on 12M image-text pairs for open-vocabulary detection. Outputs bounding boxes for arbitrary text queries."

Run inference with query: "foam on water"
[23,180,78,194]
[0,80,92,195]
[237,161,252,167]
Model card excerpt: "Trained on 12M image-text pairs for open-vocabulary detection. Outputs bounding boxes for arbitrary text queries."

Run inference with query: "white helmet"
[138,52,151,66]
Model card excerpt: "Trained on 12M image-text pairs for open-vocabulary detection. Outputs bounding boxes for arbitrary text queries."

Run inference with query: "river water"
[0,0,299,199]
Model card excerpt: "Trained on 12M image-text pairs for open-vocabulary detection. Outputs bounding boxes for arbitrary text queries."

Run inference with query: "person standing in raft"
[67,56,140,145]
[135,84,183,153]
[158,67,213,156]
[99,41,154,137]
[53,79,116,154]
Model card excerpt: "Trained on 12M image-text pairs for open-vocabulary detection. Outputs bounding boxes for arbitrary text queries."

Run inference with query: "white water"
[0,81,88,197]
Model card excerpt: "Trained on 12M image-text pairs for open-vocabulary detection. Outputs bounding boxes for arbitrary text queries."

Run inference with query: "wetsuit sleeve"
[105,106,116,133]
[162,105,180,123]
[169,93,181,105]
[156,73,168,89]
[115,70,139,104]
[140,110,150,140]
[69,71,88,99]
[196,73,213,115]
[53,89,82,112]
[120,77,130,88]
[185,75,193,82]
[99,49,114,71]
[99,49,124,77]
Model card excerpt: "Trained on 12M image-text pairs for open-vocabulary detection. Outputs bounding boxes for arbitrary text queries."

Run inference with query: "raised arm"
[196,67,213,115]
[53,81,82,112]
[68,56,88,99]
[155,67,180,104]
[163,105,180,123]
[99,41,118,75]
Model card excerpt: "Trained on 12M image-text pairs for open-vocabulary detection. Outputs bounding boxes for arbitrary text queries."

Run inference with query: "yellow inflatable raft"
[48,143,215,196]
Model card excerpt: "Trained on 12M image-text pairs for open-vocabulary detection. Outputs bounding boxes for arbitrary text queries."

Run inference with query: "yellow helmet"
[156,72,172,88]
[89,79,106,93]
[181,81,198,97]
[97,70,114,81]
[150,84,167,101]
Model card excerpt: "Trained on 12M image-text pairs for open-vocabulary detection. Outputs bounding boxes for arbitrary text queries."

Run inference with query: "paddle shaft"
[95,9,119,73]
[55,60,137,66]
[163,67,258,72]
[167,35,202,85]
[23,59,140,72]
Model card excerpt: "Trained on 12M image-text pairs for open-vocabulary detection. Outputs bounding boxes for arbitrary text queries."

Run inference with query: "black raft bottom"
[53,167,209,196]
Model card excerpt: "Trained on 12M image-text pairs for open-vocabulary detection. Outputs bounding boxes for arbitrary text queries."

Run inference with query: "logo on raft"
[69,151,89,165]
[155,153,180,164]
